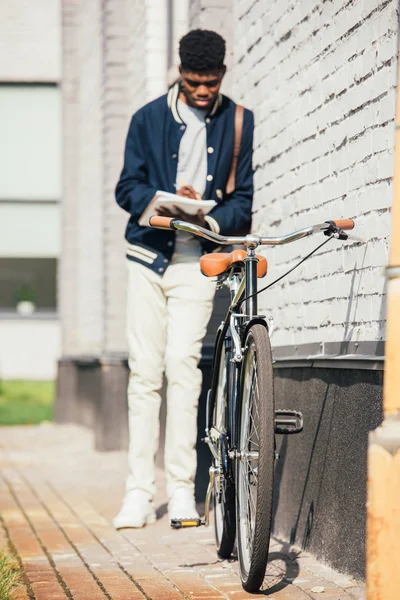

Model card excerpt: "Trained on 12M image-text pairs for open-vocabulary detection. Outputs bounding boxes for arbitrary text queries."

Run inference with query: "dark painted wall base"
[56,355,129,452]
[273,367,383,580]
[55,355,382,581]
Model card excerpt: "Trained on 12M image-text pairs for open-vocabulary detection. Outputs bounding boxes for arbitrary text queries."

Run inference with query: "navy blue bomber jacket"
[115,82,254,275]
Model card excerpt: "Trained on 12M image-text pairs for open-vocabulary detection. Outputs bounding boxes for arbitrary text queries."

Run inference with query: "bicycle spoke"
[246,458,258,481]
[246,478,256,548]
[253,366,260,419]
[248,410,259,445]
[241,461,255,554]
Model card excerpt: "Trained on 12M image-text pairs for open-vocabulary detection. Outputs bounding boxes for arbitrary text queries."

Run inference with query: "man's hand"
[176,185,202,200]
[156,205,207,227]
[155,184,206,226]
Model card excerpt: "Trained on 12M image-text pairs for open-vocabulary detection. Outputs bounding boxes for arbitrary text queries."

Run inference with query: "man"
[113,29,254,529]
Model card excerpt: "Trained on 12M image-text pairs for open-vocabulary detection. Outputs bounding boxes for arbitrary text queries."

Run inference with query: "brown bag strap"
[225,104,245,195]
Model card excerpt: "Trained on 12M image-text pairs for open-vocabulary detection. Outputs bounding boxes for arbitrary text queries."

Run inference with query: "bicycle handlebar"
[327,219,354,230]
[150,216,175,229]
[148,215,355,247]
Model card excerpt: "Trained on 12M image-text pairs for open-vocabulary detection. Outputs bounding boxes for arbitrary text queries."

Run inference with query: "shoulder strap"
[225,104,245,196]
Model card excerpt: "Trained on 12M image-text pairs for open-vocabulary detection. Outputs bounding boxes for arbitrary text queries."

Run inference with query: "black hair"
[179,29,226,73]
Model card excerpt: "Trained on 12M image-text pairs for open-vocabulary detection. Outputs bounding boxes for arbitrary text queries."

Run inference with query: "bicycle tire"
[212,341,236,558]
[213,479,235,558]
[236,323,275,592]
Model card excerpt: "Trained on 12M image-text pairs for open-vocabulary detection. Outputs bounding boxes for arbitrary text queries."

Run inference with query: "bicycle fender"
[242,317,269,343]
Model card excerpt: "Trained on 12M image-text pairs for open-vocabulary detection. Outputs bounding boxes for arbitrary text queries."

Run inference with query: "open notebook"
[138,191,217,227]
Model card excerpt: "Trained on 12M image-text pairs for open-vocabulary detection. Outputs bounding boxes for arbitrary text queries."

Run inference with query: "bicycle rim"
[236,324,275,592]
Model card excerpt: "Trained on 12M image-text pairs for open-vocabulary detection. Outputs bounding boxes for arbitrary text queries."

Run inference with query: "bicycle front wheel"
[236,323,275,592]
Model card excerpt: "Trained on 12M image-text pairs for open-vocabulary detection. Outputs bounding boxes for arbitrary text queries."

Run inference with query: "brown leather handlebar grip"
[333,219,355,230]
[149,216,175,229]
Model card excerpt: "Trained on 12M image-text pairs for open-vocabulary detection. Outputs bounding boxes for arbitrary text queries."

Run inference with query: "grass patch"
[0,380,54,425]
[0,550,21,600]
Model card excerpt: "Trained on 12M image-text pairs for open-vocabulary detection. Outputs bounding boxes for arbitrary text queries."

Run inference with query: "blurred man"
[114,29,254,528]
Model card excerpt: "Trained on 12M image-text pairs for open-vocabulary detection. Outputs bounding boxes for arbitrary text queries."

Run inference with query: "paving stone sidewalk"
[0,424,365,599]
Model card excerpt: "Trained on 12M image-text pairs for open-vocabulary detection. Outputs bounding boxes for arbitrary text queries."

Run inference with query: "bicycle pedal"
[170,518,204,529]
[275,409,303,434]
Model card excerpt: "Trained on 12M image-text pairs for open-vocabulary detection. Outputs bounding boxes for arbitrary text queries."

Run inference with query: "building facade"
[0,0,62,379]
[55,0,396,580]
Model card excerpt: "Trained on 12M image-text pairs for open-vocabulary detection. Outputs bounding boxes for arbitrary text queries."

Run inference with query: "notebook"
[138,191,217,227]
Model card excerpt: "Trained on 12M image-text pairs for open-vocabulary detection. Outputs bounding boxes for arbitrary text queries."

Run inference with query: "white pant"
[125,258,216,499]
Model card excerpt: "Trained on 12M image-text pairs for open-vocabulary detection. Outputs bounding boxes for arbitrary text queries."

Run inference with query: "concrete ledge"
[272,340,384,370]
[55,356,100,429]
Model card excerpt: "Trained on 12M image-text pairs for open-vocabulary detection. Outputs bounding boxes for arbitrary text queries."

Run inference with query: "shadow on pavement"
[261,548,300,595]
[156,502,168,519]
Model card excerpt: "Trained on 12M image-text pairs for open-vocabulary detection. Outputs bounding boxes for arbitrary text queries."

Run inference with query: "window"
[0,84,61,200]
[0,258,57,310]
[0,84,61,314]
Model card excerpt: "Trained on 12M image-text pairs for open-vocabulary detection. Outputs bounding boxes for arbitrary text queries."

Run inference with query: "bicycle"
[150,215,355,593]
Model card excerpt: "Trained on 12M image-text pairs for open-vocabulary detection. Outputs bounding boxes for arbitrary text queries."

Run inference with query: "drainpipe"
[367,50,400,600]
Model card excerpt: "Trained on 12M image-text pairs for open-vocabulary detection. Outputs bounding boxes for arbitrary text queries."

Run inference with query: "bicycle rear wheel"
[212,341,236,558]
[236,323,275,592]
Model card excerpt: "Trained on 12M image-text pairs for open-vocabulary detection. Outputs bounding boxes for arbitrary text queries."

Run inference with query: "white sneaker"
[168,488,199,521]
[113,490,156,529]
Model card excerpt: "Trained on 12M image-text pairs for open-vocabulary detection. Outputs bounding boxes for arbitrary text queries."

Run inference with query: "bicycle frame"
[205,250,259,471]
[149,215,355,527]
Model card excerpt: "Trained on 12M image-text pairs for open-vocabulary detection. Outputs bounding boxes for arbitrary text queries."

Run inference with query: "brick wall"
[75,0,105,355]
[167,0,189,85]
[189,0,234,97]
[144,0,168,101]
[61,0,168,357]
[234,0,398,350]
[60,0,80,355]
[61,0,396,357]
[103,0,131,354]
[103,0,168,354]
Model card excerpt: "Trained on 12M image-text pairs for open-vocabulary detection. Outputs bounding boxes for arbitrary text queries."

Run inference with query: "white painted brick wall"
[61,0,168,357]
[127,0,168,110]
[0,0,61,82]
[234,0,397,349]
[189,0,234,98]
[103,0,131,354]
[75,0,104,355]
[168,0,189,85]
[60,0,80,355]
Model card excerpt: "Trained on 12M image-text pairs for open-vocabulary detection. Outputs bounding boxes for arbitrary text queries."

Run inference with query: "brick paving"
[0,425,365,599]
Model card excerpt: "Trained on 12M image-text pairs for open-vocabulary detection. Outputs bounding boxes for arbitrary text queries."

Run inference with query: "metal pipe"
[367,43,400,600]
